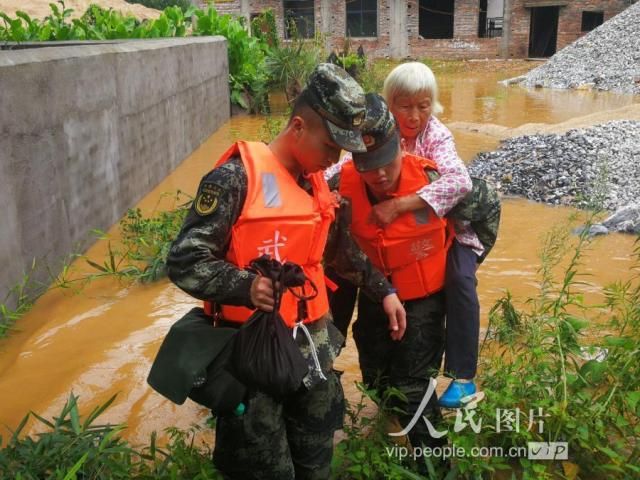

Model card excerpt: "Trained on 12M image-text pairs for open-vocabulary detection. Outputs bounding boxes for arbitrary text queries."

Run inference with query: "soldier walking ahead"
[166,64,405,479]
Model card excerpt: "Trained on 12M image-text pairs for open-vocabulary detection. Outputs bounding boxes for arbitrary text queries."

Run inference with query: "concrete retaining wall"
[0,37,230,307]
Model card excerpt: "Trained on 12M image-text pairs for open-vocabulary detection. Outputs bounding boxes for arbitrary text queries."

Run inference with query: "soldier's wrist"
[374,280,395,302]
[242,272,259,308]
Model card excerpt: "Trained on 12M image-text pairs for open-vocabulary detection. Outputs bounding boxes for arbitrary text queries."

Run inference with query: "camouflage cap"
[352,93,400,172]
[302,63,367,153]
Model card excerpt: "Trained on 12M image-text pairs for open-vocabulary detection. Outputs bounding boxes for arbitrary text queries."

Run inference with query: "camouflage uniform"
[324,184,448,452]
[448,177,501,264]
[166,65,393,480]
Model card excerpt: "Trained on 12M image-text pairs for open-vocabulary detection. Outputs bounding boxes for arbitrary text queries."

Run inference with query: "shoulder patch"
[194,182,222,216]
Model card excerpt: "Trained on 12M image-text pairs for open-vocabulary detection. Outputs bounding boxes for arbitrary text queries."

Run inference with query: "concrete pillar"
[241,0,251,26]
[501,0,512,58]
[390,0,409,58]
[320,0,332,52]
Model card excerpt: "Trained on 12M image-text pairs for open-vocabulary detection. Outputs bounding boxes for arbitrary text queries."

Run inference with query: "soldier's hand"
[368,198,400,227]
[250,276,275,312]
[383,293,406,341]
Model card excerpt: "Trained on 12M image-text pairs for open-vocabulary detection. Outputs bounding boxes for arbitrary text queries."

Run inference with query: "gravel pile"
[522,2,640,94]
[468,121,640,215]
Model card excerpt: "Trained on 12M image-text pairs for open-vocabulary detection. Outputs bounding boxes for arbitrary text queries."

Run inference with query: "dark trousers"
[327,239,480,379]
[213,370,344,480]
[444,240,480,379]
[325,266,358,339]
[212,317,345,480]
[353,292,446,450]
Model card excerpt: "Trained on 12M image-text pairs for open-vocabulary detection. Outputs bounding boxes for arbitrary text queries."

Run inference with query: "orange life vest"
[339,153,451,301]
[204,141,335,327]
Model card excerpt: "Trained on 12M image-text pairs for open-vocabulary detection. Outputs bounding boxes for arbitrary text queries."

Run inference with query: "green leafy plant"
[333,383,429,479]
[192,6,269,111]
[0,393,223,479]
[0,2,193,42]
[263,29,324,105]
[52,191,191,286]
[116,191,191,281]
[356,58,396,94]
[0,10,44,42]
[259,114,288,143]
[0,393,134,478]
[81,190,192,283]
[250,8,279,50]
[328,37,366,81]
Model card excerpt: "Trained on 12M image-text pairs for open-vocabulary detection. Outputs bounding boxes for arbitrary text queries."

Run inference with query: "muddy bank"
[0,0,160,19]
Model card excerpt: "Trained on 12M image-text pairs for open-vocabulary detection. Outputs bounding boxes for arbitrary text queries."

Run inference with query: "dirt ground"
[0,0,160,20]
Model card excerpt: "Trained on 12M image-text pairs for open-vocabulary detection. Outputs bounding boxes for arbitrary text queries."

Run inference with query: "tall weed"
[263,29,325,105]
[333,384,427,479]
[0,393,222,479]
[0,260,40,337]
[445,223,640,479]
[79,190,192,283]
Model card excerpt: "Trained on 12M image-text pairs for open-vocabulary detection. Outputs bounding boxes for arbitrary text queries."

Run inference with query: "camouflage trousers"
[353,291,447,450]
[213,320,345,480]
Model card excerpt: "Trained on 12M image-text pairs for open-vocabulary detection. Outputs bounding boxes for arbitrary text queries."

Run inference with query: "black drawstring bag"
[230,255,317,398]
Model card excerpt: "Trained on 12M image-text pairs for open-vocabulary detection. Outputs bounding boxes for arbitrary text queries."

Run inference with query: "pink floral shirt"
[413,116,484,256]
[326,116,484,256]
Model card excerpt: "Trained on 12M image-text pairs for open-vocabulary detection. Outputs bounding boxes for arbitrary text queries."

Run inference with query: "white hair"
[382,62,444,115]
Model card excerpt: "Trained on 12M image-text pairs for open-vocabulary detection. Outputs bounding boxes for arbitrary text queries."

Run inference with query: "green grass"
[0,260,39,337]
[0,393,222,479]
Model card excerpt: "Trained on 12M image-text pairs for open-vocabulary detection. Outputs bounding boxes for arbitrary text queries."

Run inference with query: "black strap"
[248,255,319,323]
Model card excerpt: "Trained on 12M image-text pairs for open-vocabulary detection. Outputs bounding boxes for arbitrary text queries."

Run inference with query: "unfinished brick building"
[202,0,634,59]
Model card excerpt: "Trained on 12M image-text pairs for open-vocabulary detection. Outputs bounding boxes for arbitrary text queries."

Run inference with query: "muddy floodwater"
[1,63,638,446]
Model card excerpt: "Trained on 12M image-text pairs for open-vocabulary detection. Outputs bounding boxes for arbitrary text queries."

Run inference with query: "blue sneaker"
[438,380,477,408]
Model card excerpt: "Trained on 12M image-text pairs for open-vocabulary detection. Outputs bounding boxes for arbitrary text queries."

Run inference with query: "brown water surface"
[0,64,637,445]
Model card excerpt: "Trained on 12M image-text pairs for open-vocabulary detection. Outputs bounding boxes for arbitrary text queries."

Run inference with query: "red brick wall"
[323,1,394,58]
[407,0,501,59]
[203,0,242,15]
[410,37,502,59]
[508,0,629,57]
[454,0,481,37]
[201,0,632,60]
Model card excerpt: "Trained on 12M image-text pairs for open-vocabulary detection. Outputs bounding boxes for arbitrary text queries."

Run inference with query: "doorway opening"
[528,6,559,57]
